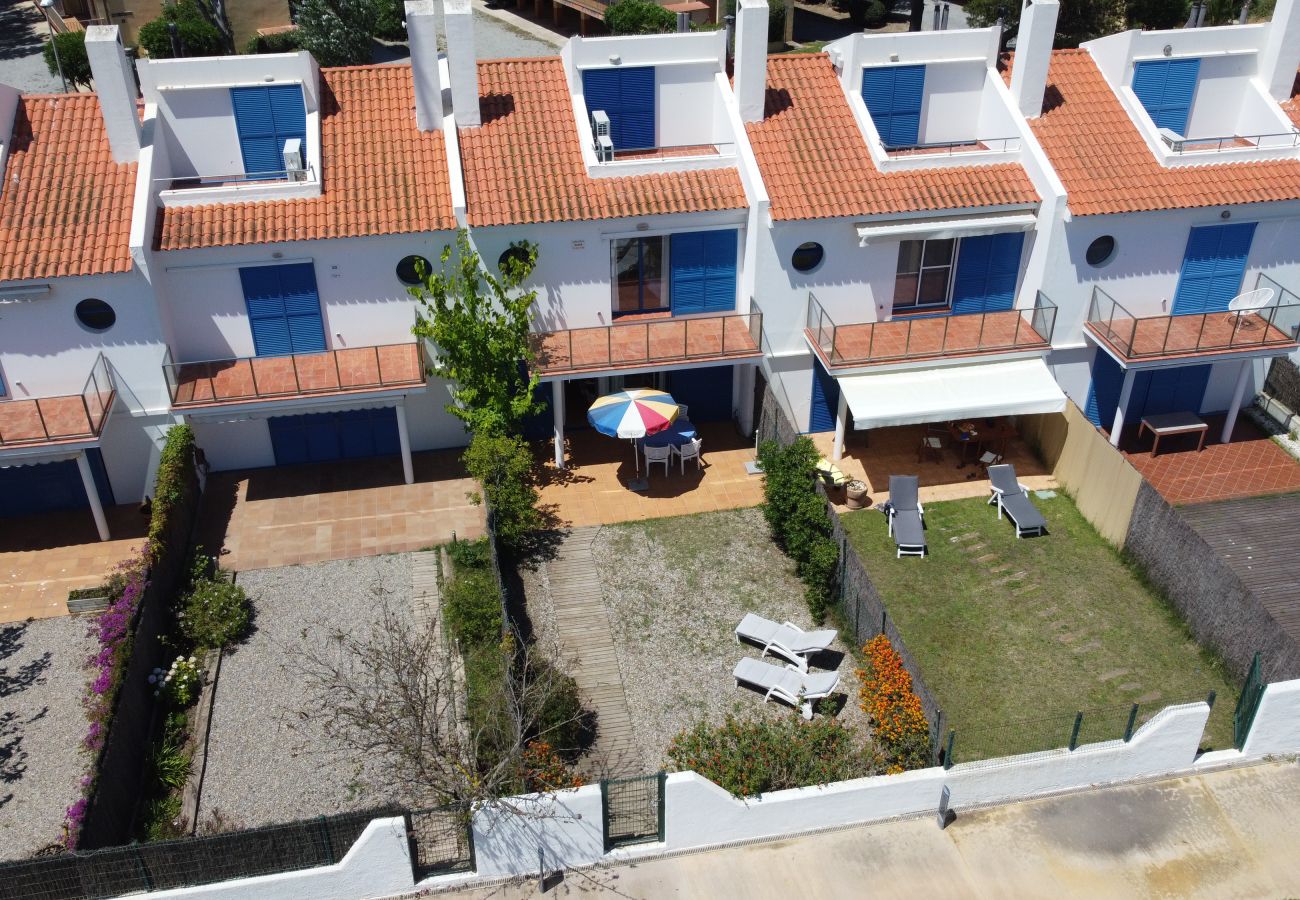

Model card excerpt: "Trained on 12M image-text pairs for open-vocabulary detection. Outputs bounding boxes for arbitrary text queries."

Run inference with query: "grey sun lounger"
[888,474,926,558]
[735,613,838,672]
[733,657,841,720]
[987,464,1047,538]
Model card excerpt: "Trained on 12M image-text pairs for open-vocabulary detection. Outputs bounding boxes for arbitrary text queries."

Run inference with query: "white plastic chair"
[675,437,702,473]
[1227,288,1275,328]
[643,443,673,477]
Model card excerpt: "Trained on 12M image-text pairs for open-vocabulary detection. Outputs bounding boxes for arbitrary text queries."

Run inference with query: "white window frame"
[892,237,958,313]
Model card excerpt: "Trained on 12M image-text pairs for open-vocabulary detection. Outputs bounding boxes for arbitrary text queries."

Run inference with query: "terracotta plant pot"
[845,480,868,510]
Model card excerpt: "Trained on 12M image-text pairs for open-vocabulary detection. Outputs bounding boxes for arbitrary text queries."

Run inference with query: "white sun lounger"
[733,657,840,720]
[734,613,838,672]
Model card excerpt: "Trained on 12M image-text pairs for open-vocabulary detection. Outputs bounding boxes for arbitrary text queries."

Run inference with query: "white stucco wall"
[1241,678,1300,758]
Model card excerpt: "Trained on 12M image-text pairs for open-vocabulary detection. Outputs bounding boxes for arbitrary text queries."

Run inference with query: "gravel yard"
[0,616,95,860]
[198,554,434,829]
[588,509,868,770]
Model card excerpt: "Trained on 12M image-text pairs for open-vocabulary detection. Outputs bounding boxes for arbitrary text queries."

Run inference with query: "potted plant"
[845,479,868,510]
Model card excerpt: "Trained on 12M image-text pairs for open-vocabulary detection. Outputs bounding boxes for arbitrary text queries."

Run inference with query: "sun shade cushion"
[891,508,926,549]
[889,475,921,512]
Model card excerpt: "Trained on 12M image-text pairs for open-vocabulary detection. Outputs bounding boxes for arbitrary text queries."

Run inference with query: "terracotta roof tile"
[459,58,747,226]
[745,55,1038,221]
[0,94,136,282]
[1282,68,1300,128]
[156,65,455,251]
[1028,50,1300,216]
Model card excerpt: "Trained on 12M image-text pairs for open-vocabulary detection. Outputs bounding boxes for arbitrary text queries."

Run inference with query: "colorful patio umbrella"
[587,388,680,439]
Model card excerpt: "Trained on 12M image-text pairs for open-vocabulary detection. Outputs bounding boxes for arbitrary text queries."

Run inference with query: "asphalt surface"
[0,0,67,93]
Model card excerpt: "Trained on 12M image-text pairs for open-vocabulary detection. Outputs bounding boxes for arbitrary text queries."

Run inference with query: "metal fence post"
[943,729,955,769]
[599,780,610,853]
[1068,712,1084,751]
[657,771,667,843]
[1123,704,1139,742]
[319,816,335,865]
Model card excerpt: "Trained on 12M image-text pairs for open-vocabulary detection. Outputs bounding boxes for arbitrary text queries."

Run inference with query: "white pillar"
[832,391,848,461]
[395,403,414,485]
[444,0,481,127]
[1009,0,1060,118]
[1221,359,1252,444]
[733,365,756,436]
[404,0,443,132]
[1109,367,1137,447]
[76,452,111,541]
[733,0,769,123]
[84,27,140,163]
[552,379,566,469]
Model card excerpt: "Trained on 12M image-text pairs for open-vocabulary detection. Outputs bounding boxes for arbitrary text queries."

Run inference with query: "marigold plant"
[857,635,931,773]
[520,740,585,793]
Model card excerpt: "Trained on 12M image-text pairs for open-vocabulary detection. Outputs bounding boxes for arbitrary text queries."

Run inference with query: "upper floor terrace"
[0,354,114,449]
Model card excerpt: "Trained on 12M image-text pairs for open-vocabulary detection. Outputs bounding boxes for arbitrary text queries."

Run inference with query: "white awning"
[855,212,1037,246]
[839,358,1067,430]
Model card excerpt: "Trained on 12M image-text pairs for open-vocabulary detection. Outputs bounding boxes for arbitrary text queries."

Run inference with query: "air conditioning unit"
[282,138,306,181]
[591,110,613,162]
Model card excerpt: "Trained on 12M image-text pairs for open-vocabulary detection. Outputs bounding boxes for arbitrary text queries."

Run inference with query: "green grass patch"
[840,494,1239,760]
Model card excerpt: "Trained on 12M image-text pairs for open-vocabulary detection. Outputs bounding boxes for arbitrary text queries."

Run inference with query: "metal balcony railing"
[883,136,1023,156]
[156,165,316,191]
[0,353,114,447]
[1159,129,1300,154]
[805,290,1056,366]
[1084,278,1300,360]
[530,306,763,375]
[164,342,427,408]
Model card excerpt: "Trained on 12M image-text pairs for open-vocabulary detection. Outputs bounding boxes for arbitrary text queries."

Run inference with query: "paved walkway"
[453,761,1300,898]
[546,526,639,776]
[0,0,66,94]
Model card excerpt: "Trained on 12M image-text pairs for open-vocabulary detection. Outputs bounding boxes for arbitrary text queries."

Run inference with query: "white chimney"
[84,25,140,163]
[405,0,443,131]
[734,0,769,123]
[1261,0,1300,102]
[444,0,480,128]
[1009,0,1059,118]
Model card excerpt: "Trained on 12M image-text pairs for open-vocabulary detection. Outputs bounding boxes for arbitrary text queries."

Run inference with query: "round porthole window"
[791,241,825,273]
[498,245,531,274]
[1085,235,1117,268]
[75,298,116,332]
[396,255,432,286]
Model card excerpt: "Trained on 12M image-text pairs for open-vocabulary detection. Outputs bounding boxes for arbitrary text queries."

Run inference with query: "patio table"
[641,422,698,449]
[1139,412,1208,456]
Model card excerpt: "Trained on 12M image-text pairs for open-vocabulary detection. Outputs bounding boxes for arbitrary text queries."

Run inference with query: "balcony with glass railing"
[804,292,1056,369]
[530,305,764,377]
[0,354,115,449]
[1084,276,1300,362]
[164,343,427,410]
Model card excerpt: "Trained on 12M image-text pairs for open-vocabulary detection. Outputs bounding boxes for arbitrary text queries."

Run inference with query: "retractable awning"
[855,211,1037,246]
[838,358,1066,430]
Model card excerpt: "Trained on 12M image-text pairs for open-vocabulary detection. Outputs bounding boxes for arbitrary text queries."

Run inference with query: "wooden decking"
[546,526,640,775]
[1179,493,1300,643]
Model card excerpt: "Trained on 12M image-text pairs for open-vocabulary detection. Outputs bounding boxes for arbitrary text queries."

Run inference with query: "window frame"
[74,298,117,333]
[891,238,958,313]
[610,235,671,316]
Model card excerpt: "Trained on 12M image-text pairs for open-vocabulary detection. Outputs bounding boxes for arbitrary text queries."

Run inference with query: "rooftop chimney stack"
[405,0,443,131]
[84,26,141,164]
[734,0,769,123]
[1009,0,1060,118]
[443,0,480,127]
[1261,0,1300,101]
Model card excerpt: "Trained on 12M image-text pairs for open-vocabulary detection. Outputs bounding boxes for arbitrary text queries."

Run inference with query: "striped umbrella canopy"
[587,389,680,439]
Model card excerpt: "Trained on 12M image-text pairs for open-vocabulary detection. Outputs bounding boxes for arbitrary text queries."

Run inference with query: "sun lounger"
[986,464,1047,538]
[888,474,926,557]
[734,613,838,672]
[733,657,841,720]
[888,474,924,517]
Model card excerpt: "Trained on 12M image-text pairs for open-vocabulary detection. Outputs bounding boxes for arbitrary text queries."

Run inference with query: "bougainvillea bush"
[857,635,931,773]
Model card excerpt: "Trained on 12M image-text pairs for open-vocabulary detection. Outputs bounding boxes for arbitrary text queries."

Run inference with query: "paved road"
[0,0,66,93]
[452,761,1300,898]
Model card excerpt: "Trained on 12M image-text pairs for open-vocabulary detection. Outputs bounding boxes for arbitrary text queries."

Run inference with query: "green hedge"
[443,538,504,648]
[758,438,838,622]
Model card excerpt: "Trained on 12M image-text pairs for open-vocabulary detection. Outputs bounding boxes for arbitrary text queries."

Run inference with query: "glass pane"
[918,268,951,305]
[922,239,955,267]
[640,237,669,311]
[896,241,923,275]
[893,274,919,307]
[613,239,642,313]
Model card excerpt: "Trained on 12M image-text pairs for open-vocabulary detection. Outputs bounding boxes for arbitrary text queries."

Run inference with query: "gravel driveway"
[0,0,67,94]
[0,616,94,860]
[197,554,433,830]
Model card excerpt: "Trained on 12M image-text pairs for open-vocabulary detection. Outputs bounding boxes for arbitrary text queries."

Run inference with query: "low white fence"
[113,680,1300,899]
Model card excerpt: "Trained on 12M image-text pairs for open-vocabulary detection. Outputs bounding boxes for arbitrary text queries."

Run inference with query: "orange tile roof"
[745,55,1038,222]
[1028,50,1300,216]
[459,58,748,227]
[0,94,136,282]
[1282,69,1300,128]
[156,65,455,251]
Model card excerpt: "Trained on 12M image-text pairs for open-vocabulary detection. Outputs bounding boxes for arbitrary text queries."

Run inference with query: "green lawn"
[840,494,1239,760]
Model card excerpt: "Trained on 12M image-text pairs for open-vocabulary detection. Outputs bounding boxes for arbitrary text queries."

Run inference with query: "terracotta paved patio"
[0,392,112,446]
[1087,312,1295,362]
[197,449,484,572]
[0,505,147,623]
[813,310,1048,367]
[532,315,762,376]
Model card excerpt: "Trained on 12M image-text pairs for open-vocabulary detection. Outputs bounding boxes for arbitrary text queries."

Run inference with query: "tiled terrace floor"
[1087,312,1294,361]
[814,311,1047,367]
[1112,414,1300,505]
[197,450,484,572]
[532,315,761,376]
[171,344,423,408]
[0,505,147,623]
[0,393,111,446]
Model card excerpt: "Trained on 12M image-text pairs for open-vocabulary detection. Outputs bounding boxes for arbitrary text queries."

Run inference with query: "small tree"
[371,0,407,40]
[43,32,93,90]
[294,0,375,67]
[1127,0,1191,29]
[965,0,1125,47]
[138,0,227,58]
[463,432,543,552]
[604,0,676,34]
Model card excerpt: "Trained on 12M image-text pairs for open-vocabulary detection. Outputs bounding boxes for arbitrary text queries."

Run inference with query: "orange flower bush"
[856,635,931,773]
[520,740,585,793]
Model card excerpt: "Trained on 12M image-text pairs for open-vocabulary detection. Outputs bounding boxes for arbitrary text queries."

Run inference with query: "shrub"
[443,557,503,648]
[149,425,196,560]
[757,438,837,621]
[463,431,542,552]
[371,0,407,40]
[447,535,492,571]
[138,0,227,59]
[43,31,92,89]
[244,28,302,54]
[151,655,203,707]
[605,0,676,33]
[179,562,251,649]
[520,741,585,792]
[294,0,375,66]
[857,635,930,773]
[767,0,787,42]
[668,714,872,797]
[528,658,584,753]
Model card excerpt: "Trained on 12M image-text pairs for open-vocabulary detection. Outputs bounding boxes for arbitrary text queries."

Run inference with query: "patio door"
[808,359,840,433]
[1127,365,1211,420]
[1171,223,1256,315]
[0,451,113,518]
[241,263,327,357]
[268,408,400,466]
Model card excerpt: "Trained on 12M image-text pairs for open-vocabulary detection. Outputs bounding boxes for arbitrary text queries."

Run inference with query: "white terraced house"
[2,0,1300,532]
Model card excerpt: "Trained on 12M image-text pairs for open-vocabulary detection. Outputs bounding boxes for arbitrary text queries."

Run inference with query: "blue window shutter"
[241,266,292,357]
[701,230,738,313]
[951,233,1024,314]
[304,417,341,461]
[1172,222,1256,315]
[231,85,307,176]
[1084,349,1125,428]
[278,263,327,353]
[582,67,655,151]
[268,84,307,158]
[670,232,707,315]
[1132,58,1200,136]
[370,407,401,456]
[808,359,840,433]
[861,65,925,148]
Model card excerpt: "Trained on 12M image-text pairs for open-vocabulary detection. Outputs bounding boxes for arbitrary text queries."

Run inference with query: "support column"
[733,365,756,436]
[832,391,849,461]
[1221,359,1252,444]
[77,451,111,541]
[395,403,415,485]
[552,379,566,470]
[1109,367,1138,448]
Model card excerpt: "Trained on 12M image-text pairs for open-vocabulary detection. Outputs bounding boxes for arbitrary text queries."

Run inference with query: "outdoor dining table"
[641,421,698,449]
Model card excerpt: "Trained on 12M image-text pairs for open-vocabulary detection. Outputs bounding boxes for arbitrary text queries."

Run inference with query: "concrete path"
[0,0,67,93]
[546,526,640,776]
[450,761,1300,898]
